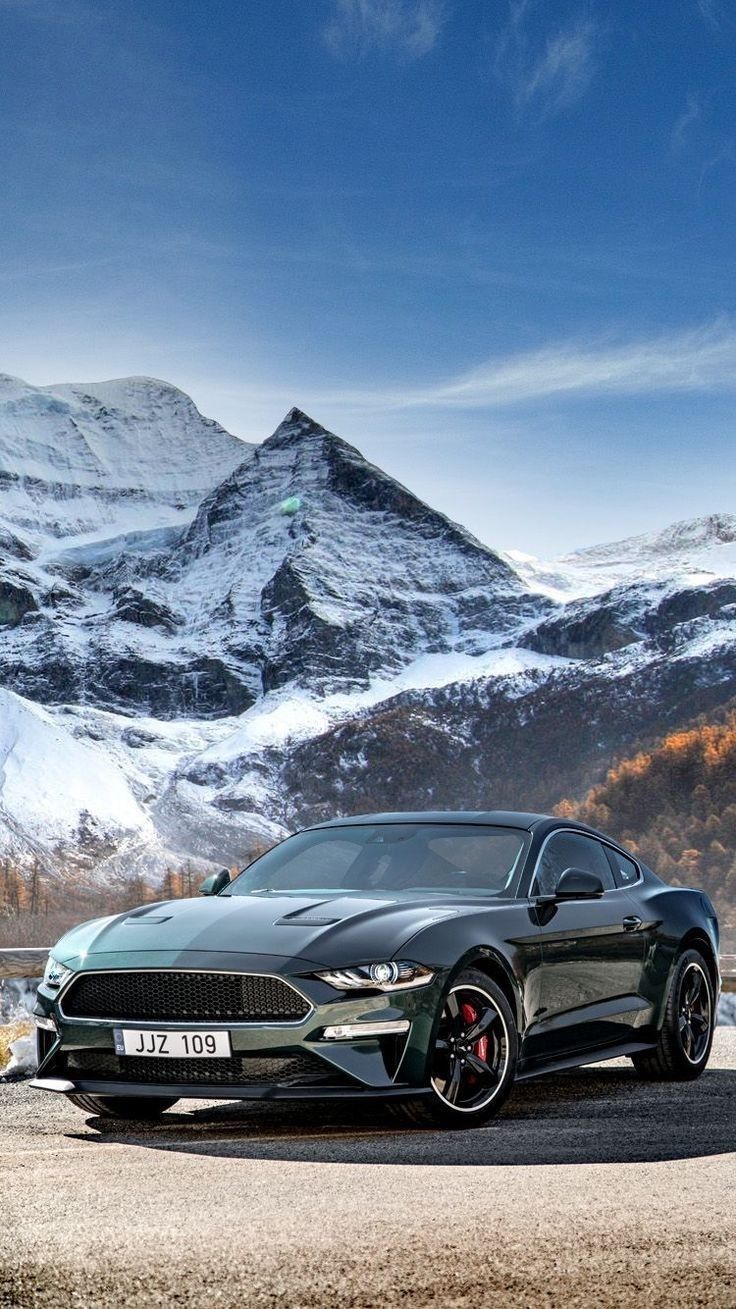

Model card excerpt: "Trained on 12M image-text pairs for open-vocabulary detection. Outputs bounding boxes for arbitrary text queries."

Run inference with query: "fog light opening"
[321,1020,411,1041]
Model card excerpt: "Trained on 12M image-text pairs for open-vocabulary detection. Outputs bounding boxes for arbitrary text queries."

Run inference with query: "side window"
[532,832,616,895]
[605,847,640,888]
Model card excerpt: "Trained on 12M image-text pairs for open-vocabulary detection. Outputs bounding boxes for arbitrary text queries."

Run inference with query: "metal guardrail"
[1,947,735,988]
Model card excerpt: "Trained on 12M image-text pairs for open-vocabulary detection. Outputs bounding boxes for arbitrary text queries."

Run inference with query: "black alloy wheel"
[677,961,712,1065]
[631,947,715,1081]
[432,985,507,1109]
[394,967,518,1127]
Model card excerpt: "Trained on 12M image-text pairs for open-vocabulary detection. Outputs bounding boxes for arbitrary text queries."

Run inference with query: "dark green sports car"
[31,811,720,1126]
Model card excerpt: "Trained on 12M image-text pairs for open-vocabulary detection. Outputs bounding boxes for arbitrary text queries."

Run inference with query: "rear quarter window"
[606,847,640,887]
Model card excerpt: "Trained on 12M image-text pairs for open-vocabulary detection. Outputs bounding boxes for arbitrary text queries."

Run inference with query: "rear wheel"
[67,1094,179,1119]
[394,968,517,1128]
[631,948,715,1081]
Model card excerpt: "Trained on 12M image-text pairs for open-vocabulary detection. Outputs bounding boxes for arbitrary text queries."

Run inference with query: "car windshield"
[226,823,529,899]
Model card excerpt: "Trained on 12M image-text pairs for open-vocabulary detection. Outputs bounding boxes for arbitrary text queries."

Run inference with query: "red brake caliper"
[460,1001,488,1080]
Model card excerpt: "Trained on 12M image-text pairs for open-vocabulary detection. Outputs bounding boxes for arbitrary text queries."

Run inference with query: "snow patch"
[200,646,572,765]
[506,513,736,599]
[0,688,152,848]
[1,1031,35,1079]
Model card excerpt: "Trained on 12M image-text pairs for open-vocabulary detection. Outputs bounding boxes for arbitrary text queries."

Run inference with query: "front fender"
[396,902,542,1080]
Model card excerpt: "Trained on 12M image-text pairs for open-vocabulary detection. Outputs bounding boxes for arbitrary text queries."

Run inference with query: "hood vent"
[124,915,171,925]
[275,914,339,927]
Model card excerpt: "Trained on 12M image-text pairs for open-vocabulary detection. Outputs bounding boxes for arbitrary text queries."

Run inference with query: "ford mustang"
[31,811,720,1126]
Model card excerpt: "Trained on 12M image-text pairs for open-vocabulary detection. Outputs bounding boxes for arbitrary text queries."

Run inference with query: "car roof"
[307,810,553,832]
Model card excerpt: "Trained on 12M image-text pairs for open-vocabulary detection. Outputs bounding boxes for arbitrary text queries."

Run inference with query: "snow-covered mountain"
[0,374,253,717]
[0,377,734,884]
[0,374,249,548]
[0,404,546,720]
[505,513,736,599]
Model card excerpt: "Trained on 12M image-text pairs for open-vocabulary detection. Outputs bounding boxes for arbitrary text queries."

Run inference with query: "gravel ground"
[1,1032,735,1309]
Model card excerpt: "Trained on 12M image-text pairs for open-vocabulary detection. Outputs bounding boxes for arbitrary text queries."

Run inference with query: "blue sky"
[1,0,735,554]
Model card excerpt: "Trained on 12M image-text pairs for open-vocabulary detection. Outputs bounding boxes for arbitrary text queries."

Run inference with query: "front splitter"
[30,1076,433,1101]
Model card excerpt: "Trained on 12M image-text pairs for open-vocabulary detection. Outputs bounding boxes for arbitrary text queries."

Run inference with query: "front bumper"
[33,954,445,1101]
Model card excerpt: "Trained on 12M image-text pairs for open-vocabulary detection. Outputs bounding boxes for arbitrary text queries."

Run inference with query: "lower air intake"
[63,1049,351,1087]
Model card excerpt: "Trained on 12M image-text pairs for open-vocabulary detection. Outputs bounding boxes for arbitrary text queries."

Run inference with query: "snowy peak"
[255,408,516,568]
[0,373,30,401]
[565,512,736,564]
[0,404,547,718]
[185,407,523,592]
[4,373,249,492]
[266,407,333,447]
[506,512,736,599]
[0,374,251,552]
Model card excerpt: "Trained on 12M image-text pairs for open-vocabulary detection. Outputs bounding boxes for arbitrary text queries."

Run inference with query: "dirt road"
[1,1032,735,1308]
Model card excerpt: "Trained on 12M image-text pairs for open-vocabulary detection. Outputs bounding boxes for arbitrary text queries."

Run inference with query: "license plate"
[113,1028,232,1058]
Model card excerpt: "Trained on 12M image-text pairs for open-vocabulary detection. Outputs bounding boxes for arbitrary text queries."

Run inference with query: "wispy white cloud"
[43,320,736,426]
[495,2,597,119]
[698,140,736,194]
[671,92,702,153]
[516,20,596,113]
[322,0,445,60]
[424,321,736,408]
[696,0,725,29]
[304,320,736,411]
[166,320,736,424]
[669,92,735,192]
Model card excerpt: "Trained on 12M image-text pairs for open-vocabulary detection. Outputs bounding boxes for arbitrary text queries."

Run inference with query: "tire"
[393,968,518,1128]
[67,1093,179,1119]
[631,948,715,1082]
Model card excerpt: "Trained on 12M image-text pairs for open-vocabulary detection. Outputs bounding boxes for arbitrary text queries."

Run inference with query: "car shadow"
[69,1064,736,1166]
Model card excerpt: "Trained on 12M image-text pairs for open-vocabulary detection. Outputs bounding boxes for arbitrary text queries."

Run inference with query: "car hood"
[52,891,475,970]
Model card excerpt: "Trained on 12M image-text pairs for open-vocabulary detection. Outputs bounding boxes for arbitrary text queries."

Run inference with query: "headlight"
[42,955,73,990]
[315,961,434,991]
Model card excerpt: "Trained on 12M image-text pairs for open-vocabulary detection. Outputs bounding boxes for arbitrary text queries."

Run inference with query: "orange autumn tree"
[556,710,736,941]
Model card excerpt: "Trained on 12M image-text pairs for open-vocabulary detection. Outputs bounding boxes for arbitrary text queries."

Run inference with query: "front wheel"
[67,1093,179,1119]
[394,968,518,1128]
[631,948,715,1081]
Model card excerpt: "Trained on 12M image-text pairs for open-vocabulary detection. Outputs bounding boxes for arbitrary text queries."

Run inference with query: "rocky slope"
[0,378,734,887]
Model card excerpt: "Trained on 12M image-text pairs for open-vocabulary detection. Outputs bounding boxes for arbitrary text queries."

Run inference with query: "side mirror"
[198,868,231,896]
[554,867,605,899]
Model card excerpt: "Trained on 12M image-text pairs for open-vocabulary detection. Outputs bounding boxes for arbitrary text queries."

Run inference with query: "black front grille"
[63,1049,351,1087]
[61,971,310,1023]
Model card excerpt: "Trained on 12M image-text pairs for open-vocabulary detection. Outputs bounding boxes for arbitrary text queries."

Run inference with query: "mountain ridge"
[0,378,733,908]
[506,511,736,600]
[0,373,251,557]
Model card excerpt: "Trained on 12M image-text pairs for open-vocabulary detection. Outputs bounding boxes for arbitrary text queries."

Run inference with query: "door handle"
[622,915,642,931]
